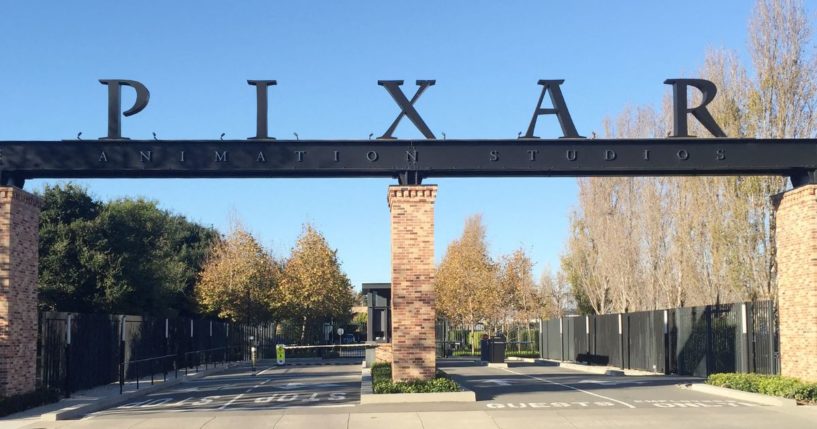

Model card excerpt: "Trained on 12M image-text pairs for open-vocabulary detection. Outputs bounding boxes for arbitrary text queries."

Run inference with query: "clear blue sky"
[0,1,760,290]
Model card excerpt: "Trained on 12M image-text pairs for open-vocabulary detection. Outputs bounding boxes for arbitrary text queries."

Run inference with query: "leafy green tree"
[37,183,217,316]
[38,183,101,312]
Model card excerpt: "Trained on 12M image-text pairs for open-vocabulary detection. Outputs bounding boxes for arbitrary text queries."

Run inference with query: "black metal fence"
[539,300,779,377]
[37,312,279,396]
[435,320,540,358]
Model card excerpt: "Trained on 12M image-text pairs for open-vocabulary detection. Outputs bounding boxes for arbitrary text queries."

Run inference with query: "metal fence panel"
[672,306,708,376]
[590,314,621,367]
[711,304,739,374]
[626,310,664,372]
[545,319,562,360]
[749,301,778,374]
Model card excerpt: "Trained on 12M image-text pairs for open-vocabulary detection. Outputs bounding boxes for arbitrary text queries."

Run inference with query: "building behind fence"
[436,300,778,377]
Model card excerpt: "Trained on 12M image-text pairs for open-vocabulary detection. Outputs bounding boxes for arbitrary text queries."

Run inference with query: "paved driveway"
[14,360,817,428]
[438,360,761,411]
[92,362,360,415]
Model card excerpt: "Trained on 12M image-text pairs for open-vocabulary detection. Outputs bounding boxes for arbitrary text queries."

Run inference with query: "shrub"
[0,388,61,417]
[370,363,461,394]
[706,373,817,403]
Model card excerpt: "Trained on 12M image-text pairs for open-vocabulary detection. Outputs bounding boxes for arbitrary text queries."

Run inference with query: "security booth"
[363,283,391,343]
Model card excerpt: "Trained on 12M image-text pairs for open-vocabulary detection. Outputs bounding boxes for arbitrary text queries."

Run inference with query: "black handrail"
[119,354,175,394]
[118,346,250,394]
[182,346,243,374]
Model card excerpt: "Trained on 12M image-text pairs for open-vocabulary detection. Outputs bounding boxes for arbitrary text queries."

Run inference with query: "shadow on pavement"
[438,360,700,401]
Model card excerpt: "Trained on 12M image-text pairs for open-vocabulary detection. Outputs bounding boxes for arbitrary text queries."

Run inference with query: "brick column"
[387,185,437,381]
[0,187,41,397]
[774,185,817,382]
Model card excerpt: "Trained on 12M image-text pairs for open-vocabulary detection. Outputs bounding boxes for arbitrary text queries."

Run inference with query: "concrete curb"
[537,359,659,376]
[678,383,800,407]
[359,367,476,404]
[40,362,244,421]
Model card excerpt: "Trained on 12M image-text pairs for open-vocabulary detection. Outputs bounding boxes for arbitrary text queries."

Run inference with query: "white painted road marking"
[277,382,344,390]
[256,366,277,376]
[633,399,758,408]
[576,379,647,386]
[219,393,244,410]
[253,392,348,403]
[475,379,518,386]
[487,401,617,409]
[501,368,636,409]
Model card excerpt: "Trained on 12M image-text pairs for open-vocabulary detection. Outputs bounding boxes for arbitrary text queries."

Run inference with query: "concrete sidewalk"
[11,407,817,429]
[0,360,250,429]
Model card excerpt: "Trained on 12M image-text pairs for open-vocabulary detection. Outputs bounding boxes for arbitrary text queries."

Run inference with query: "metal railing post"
[64,314,73,398]
[740,302,750,373]
[618,314,624,369]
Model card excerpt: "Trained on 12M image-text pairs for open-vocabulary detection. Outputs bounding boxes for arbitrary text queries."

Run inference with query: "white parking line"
[501,368,636,409]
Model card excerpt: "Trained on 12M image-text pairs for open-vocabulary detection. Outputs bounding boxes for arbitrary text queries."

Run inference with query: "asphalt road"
[15,359,817,428]
[438,360,759,410]
[94,362,361,415]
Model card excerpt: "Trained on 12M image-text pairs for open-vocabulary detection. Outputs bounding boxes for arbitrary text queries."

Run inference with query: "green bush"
[0,388,61,417]
[370,363,461,394]
[707,373,817,403]
[451,349,539,358]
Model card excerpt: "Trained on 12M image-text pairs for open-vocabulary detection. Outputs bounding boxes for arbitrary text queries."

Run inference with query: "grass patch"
[0,388,61,417]
[707,373,817,403]
[370,363,461,394]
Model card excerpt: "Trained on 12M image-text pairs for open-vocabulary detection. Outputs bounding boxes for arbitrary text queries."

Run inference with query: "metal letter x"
[377,80,436,139]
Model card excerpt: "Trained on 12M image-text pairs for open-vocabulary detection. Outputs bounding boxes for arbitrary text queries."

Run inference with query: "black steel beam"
[0,138,815,187]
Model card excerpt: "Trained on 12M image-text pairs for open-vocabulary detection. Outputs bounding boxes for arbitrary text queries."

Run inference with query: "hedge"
[0,388,61,417]
[371,363,460,394]
[707,373,817,403]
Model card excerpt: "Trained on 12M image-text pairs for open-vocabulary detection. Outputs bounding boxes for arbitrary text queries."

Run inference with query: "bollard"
[251,346,257,375]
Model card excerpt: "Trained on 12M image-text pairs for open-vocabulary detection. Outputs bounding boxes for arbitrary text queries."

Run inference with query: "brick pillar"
[0,187,41,397]
[387,185,437,381]
[774,185,817,382]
